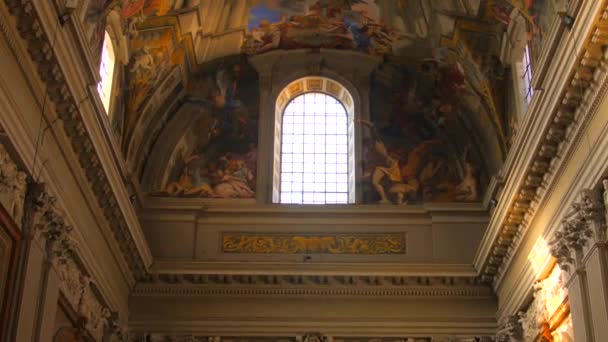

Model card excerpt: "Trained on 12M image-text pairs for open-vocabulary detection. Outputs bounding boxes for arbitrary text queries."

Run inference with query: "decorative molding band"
[222,233,406,255]
[122,334,494,342]
[133,275,493,298]
[480,1,608,284]
[2,0,146,279]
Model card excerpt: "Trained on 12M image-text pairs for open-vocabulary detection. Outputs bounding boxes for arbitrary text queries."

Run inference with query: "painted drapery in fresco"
[360,50,492,205]
[159,60,259,199]
[85,0,532,203]
[243,0,429,56]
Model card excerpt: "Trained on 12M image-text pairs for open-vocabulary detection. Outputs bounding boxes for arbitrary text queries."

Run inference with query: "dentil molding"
[2,0,147,280]
[133,274,493,298]
[479,0,608,285]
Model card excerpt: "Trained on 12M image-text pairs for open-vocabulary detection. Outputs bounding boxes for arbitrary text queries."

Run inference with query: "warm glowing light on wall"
[551,314,574,342]
[543,266,567,319]
[528,236,552,278]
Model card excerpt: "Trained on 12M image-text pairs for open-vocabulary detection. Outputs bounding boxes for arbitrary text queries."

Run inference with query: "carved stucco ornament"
[548,217,588,272]
[549,188,607,272]
[496,314,523,342]
[0,142,27,226]
[21,180,116,341]
[222,233,406,254]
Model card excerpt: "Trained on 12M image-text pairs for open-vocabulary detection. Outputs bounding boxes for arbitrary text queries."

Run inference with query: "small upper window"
[97,31,116,114]
[522,44,534,104]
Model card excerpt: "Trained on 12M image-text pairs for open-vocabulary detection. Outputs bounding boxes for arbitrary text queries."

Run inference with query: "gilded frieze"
[222,233,406,255]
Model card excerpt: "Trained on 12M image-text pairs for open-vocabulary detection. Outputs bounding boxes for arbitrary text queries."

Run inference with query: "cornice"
[133,274,494,298]
[140,199,489,227]
[2,0,148,279]
[150,261,479,277]
[475,0,608,285]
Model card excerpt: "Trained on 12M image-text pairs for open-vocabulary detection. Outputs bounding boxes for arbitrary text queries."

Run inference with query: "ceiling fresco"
[153,59,260,199]
[84,0,569,203]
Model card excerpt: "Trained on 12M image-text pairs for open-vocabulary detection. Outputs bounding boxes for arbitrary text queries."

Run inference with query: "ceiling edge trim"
[475,0,608,284]
[3,0,148,279]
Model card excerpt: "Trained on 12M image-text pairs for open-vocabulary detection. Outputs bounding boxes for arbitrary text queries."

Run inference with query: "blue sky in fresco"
[248,4,284,30]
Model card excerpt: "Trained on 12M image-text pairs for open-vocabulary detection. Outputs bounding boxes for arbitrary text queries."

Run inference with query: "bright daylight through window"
[522,44,534,104]
[97,31,116,114]
[280,92,349,204]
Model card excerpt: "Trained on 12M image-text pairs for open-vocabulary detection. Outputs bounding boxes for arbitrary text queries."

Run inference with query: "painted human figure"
[454,162,478,201]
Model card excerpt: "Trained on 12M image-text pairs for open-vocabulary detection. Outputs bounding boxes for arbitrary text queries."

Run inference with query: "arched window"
[97,30,116,114]
[273,78,355,204]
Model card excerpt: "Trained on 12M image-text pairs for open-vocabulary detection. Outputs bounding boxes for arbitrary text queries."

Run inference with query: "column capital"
[548,188,606,271]
[549,216,592,271]
[573,189,604,223]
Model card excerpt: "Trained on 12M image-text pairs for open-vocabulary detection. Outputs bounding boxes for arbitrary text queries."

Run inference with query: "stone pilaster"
[578,185,608,342]
[19,182,115,341]
[548,187,608,341]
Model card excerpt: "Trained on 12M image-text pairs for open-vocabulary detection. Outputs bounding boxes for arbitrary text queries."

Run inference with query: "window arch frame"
[272,77,356,204]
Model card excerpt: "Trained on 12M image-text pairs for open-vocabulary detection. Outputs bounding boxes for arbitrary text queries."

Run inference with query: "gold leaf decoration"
[222,233,406,255]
